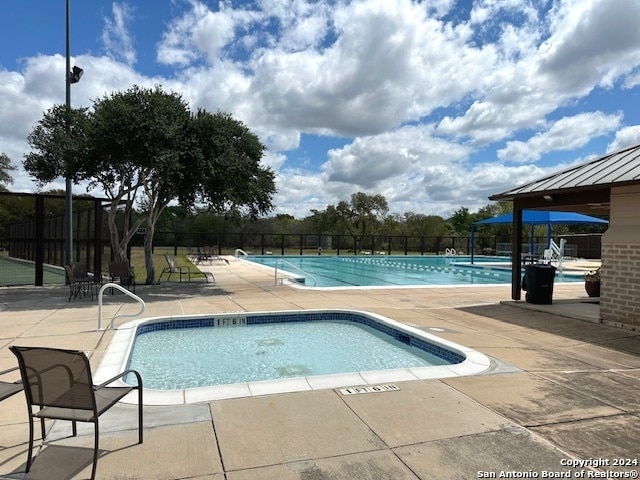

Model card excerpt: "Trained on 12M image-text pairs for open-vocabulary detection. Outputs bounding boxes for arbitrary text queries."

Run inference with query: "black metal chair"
[10,346,143,480]
[108,261,136,293]
[64,263,97,301]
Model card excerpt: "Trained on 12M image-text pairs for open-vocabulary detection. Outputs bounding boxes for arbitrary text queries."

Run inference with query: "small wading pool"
[94,310,492,405]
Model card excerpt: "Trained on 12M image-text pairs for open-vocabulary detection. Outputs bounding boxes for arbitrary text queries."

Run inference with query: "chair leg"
[26,417,35,472]
[138,386,143,444]
[91,423,99,480]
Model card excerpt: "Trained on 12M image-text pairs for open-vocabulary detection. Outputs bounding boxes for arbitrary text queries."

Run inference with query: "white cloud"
[156,0,259,67]
[623,69,640,89]
[608,125,640,153]
[242,0,501,138]
[437,0,640,146]
[538,0,640,92]
[497,111,623,163]
[102,2,137,65]
[322,124,471,188]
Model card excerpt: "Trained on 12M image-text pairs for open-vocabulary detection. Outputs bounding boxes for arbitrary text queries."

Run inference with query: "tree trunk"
[107,207,128,263]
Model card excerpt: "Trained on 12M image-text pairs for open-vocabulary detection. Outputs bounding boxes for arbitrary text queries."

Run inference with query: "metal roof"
[490,143,640,200]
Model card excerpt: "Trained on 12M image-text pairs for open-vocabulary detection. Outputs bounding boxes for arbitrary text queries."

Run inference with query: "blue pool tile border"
[134,311,465,365]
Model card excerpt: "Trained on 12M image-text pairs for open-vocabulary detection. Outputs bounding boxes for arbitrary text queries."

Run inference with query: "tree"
[447,206,473,236]
[189,110,275,218]
[86,86,195,283]
[306,206,341,236]
[24,86,276,283]
[404,212,447,237]
[335,192,389,252]
[0,153,16,187]
[24,105,90,184]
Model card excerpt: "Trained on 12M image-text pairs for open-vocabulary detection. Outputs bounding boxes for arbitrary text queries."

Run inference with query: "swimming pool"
[242,255,582,288]
[94,310,492,404]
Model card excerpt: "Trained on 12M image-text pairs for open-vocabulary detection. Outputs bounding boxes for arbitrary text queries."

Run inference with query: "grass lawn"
[128,247,208,284]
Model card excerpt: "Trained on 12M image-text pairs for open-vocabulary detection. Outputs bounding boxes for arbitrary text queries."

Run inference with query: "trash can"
[522,264,556,304]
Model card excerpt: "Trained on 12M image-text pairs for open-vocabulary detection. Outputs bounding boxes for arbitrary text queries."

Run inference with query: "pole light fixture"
[69,65,83,84]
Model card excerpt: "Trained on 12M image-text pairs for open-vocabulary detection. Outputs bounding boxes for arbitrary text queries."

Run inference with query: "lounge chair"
[158,254,191,283]
[9,346,143,480]
[109,261,136,293]
[0,366,23,402]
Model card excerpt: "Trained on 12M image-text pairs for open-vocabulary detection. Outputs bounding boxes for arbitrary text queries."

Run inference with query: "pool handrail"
[234,248,249,257]
[274,259,318,287]
[97,282,146,330]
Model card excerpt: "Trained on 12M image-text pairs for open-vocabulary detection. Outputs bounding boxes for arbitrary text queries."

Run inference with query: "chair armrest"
[0,366,22,384]
[95,369,143,390]
[0,366,19,376]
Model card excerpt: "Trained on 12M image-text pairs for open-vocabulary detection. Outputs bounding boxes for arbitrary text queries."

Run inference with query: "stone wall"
[600,185,640,328]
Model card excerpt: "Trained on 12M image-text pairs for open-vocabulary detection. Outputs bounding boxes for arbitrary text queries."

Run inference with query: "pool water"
[243,255,582,287]
[127,320,451,389]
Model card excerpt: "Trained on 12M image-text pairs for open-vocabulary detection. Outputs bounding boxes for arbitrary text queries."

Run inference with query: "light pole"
[64,0,82,265]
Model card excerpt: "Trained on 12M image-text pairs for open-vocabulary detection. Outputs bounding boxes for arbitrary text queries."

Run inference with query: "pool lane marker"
[339,384,399,395]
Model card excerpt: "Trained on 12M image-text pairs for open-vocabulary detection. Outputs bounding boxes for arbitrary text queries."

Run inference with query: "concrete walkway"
[0,259,639,479]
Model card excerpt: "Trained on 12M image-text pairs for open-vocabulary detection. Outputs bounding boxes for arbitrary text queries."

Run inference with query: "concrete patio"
[0,258,639,479]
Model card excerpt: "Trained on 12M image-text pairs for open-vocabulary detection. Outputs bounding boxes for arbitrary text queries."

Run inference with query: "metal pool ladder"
[274,259,317,287]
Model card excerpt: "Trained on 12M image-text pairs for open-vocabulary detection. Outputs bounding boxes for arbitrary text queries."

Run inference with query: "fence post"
[35,195,44,286]
[94,200,103,277]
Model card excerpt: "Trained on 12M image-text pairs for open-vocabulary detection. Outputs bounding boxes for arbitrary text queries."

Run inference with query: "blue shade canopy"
[473,210,608,226]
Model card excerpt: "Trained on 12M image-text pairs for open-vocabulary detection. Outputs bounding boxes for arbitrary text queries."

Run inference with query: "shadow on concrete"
[0,282,231,313]
[459,303,640,358]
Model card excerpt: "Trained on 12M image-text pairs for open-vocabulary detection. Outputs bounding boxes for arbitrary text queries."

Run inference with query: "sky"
[2,0,640,219]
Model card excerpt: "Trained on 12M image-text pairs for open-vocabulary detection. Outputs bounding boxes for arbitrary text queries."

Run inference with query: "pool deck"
[1,258,639,479]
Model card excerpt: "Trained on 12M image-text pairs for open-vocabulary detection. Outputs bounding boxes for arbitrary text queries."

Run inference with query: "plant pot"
[585,281,600,298]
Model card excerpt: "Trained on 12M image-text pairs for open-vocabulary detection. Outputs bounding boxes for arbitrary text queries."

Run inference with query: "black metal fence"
[151,232,601,259]
[1,192,108,286]
[153,232,493,256]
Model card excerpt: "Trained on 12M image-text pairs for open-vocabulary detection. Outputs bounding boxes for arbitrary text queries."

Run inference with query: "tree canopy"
[23,85,275,283]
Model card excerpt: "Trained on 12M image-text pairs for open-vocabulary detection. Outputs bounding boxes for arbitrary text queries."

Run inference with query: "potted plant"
[583,267,600,297]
